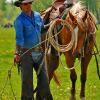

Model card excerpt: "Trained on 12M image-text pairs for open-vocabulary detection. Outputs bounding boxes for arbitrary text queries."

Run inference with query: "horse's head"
[68,11,87,58]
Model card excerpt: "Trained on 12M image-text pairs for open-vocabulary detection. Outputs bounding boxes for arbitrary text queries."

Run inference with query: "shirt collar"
[21,11,34,19]
[21,11,35,27]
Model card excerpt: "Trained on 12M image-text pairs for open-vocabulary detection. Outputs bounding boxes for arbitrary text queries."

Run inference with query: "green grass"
[0,25,100,100]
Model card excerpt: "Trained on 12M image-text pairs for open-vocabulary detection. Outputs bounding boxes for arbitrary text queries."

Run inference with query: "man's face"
[20,2,32,13]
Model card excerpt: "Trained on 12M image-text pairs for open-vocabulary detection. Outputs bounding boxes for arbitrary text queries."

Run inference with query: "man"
[14,0,53,100]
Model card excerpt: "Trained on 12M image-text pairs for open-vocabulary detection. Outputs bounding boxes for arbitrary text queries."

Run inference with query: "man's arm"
[14,18,24,64]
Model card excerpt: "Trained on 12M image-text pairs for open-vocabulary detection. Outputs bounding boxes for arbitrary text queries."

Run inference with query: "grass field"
[0,25,100,100]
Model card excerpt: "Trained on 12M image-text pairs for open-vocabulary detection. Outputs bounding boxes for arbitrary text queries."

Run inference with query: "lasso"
[47,18,77,52]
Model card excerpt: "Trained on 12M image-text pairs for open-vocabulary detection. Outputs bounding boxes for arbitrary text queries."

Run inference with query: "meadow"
[0,25,100,100]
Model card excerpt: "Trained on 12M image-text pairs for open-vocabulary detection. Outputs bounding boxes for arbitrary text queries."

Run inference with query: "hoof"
[81,97,86,100]
[70,95,76,100]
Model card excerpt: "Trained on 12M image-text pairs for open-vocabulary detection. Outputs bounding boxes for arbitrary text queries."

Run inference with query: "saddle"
[41,0,66,24]
[41,0,73,25]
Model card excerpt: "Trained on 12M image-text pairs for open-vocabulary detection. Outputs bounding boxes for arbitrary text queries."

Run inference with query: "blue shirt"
[14,11,44,48]
[14,11,44,63]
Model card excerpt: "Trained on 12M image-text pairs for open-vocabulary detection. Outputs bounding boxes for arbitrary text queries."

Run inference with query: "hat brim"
[14,1,22,7]
[22,0,33,4]
[14,0,33,7]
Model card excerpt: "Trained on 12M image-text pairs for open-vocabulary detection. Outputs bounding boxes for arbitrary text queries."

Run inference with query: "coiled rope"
[47,18,77,52]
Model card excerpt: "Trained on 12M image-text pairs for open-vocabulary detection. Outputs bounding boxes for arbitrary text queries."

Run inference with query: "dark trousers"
[21,53,53,100]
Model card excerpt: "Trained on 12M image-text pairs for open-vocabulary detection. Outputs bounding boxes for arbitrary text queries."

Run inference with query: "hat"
[14,0,33,7]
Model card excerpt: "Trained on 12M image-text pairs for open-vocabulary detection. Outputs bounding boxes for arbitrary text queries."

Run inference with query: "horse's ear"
[82,11,87,22]
[69,11,77,24]
[68,11,76,22]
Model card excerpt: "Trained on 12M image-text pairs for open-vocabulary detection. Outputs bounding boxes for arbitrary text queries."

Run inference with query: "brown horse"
[42,2,97,100]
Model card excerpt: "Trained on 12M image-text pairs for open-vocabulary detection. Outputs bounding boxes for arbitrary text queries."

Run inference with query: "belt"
[22,46,43,55]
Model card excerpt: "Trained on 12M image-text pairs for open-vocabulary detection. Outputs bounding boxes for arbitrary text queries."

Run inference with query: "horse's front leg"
[64,52,77,100]
[80,53,92,100]
[69,69,77,100]
[80,35,94,100]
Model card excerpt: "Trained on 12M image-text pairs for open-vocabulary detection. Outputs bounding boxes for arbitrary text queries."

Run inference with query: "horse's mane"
[89,11,97,24]
[70,1,97,23]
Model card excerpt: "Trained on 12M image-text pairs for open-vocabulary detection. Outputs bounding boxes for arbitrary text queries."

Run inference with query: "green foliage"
[0,1,6,11]
[32,0,52,11]
[0,0,100,24]
[0,0,52,24]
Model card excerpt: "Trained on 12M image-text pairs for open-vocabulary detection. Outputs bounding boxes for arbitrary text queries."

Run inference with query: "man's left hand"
[14,53,21,65]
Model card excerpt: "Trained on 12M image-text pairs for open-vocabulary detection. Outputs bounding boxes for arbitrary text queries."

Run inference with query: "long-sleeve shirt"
[14,11,44,48]
[14,11,44,62]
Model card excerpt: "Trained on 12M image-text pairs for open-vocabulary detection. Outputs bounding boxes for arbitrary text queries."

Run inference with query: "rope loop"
[47,18,76,52]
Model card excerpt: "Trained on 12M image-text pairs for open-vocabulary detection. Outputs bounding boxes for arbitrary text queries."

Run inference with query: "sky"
[6,0,15,3]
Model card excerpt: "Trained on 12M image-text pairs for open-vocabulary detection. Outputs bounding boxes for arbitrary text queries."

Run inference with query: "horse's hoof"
[81,97,86,100]
[70,95,76,100]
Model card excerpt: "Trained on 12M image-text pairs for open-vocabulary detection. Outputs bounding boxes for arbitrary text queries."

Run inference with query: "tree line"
[0,0,52,25]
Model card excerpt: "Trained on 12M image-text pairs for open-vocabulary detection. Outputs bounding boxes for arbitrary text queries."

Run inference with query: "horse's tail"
[33,72,61,95]
[53,72,61,86]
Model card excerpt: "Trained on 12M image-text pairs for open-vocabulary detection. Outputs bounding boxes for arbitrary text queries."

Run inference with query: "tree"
[0,0,52,24]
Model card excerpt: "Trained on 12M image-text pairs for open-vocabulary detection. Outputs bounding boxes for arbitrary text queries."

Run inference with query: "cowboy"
[14,0,53,100]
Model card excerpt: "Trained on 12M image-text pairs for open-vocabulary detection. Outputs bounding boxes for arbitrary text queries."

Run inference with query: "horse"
[41,2,97,100]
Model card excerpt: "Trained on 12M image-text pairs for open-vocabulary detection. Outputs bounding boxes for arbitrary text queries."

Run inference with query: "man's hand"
[14,53,21,65]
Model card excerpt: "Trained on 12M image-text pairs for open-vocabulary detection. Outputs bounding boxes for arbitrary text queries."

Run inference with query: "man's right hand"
[14,53,21,65]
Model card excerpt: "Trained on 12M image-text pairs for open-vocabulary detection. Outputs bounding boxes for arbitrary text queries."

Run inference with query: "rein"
[93,50,100,80]
[92,41,100,80]
[20,28,62,57]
